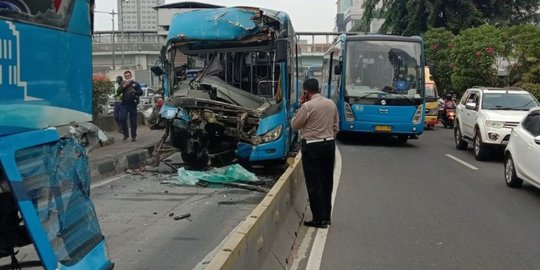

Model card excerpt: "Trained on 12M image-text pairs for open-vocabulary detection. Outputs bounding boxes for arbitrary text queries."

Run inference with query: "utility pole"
[94,10,117,70]
[120,0,128,69]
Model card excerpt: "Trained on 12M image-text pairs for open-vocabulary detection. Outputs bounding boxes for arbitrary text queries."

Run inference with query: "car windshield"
[345,40,424,100]
[482,93,539,110]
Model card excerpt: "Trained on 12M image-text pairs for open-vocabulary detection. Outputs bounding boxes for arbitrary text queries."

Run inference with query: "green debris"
[162,164,257,186]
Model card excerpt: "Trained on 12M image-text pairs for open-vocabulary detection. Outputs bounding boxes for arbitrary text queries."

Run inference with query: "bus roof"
[166,7,290,45]
[345,34,423,43]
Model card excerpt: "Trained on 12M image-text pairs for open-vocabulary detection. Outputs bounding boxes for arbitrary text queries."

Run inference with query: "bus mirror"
[334,64,342,75]
[275,39,288,63]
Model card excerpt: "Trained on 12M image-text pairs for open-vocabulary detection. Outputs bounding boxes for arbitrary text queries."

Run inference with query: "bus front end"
[339,36,425,141]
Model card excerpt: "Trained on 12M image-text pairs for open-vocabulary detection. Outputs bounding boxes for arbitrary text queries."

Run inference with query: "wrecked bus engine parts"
[151,7,300,168]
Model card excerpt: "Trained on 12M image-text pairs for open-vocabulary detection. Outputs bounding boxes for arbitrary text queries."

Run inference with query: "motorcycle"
[441,107,456,128]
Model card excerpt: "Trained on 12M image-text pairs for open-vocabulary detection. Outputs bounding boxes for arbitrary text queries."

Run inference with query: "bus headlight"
[412,104,423,125]
[345,102,356,121]
[251,125,283,145]
[262,125,282,142]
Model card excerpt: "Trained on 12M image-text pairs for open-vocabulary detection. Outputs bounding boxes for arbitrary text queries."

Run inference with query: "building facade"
[118,0,165,31]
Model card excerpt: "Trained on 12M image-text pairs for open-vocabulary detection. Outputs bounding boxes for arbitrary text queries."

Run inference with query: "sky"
[93,0,336,32]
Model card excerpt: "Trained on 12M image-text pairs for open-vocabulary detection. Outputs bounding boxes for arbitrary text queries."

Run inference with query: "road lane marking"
[305,147,343,270]
[445,154,479,171]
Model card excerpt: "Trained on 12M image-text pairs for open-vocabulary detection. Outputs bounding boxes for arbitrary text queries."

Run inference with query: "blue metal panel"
[67,0,91,35]
[59,241,113,270]
[0,20,92,136]
[351,105,417,123]
[167,8,261,42]
[249,135,287,162]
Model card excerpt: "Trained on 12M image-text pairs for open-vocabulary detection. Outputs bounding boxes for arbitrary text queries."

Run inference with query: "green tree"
[451,25,503,94]
[359,0,540,35]
[424,28,455,94]
[92,74,113,118]
[501,24,540,99]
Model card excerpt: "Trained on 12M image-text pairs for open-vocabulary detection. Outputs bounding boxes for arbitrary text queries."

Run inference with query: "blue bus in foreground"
[0,1,112,269]
[154,6,302,167]
[322,34,426,143]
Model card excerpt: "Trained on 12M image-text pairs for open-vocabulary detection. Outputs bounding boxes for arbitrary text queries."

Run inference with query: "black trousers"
[120,103,138,139]
[301,139,335,222]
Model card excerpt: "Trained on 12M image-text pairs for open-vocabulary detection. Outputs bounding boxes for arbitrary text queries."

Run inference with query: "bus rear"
[327,35,425,143]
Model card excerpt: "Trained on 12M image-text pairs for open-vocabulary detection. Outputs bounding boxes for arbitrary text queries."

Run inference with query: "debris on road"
[162,164,258,187]
[173,213,191,221]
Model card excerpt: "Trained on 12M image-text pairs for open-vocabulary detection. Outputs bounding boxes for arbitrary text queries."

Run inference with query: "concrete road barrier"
[206,153,308,270]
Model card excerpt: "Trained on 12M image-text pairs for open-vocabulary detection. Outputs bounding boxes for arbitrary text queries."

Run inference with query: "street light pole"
[111,9,117,70]
[94,10,117,70]
[120,0,126,69]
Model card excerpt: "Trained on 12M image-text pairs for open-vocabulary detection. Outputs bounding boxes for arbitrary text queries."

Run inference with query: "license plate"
[375,125,392,132]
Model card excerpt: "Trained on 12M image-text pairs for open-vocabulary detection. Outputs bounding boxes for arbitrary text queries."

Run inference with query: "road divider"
[206,153,308,270]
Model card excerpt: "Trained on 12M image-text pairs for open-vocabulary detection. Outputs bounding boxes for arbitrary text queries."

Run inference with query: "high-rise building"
[334,0,384,33]
[334,0,364,32]
[118,0,165,31]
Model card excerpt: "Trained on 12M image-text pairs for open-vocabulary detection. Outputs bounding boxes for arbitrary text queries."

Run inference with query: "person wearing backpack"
[116,70,143,142]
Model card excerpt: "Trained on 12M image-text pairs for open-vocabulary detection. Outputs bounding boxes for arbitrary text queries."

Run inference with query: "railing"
[296,32,346,55]
[92,31,164,52]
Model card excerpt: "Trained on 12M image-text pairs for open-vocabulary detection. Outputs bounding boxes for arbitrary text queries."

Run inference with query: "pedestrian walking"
[116,70,143,142]
[114,76,124,134]
[292,78,339,229]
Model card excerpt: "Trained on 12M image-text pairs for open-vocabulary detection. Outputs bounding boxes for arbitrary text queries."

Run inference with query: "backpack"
[122,86,139,104]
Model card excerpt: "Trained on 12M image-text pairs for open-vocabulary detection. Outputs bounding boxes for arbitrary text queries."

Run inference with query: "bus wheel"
[397,135,408,144]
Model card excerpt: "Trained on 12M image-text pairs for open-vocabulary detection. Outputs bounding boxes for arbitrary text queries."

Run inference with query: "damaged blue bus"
[153,7,302,167]
[0,1,113,269]
[323,34,425,143]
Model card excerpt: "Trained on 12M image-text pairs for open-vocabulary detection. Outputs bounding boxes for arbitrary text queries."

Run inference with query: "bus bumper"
[236,135,287,163]
[341,121,424,135]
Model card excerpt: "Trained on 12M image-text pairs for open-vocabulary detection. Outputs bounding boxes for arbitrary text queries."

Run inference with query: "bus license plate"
[375,125,392,132]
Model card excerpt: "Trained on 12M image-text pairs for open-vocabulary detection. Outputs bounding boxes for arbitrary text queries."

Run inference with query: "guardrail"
[206,153,308,270]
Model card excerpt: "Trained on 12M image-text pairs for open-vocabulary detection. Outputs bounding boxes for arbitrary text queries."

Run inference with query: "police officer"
[292,78,339,229]
[116,70,143,142]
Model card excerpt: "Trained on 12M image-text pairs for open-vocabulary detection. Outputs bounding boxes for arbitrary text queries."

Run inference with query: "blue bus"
[322,34,425,143]
[305,64,322,82]
[154,7,301,167]
[0,1,112,269]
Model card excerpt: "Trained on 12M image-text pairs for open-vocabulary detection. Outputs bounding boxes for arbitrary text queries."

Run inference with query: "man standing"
[292,78,339,229]
[116,70,143,142]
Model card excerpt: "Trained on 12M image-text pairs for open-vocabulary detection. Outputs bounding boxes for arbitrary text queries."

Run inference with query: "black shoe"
[303,220,328,228]
[131,138,136,142]
[122,136,128,141]
[323,220,332,225]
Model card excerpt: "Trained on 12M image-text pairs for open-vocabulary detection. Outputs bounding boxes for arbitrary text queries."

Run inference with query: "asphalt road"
[0,154,280,270]
[317,127,540,270]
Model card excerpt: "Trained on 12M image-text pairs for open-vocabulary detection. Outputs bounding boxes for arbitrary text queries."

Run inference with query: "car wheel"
[454,125,468,150]
[473,130,490,161]
[505,155,523,188]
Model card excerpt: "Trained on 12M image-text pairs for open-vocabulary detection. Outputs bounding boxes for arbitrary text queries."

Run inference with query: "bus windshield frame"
[345,39,424,101]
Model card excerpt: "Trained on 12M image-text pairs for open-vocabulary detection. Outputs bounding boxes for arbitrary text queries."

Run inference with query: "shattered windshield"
[346,40,424,100]
[15,138,104,265]
[0,0,73,28]
[170,50,282,109]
